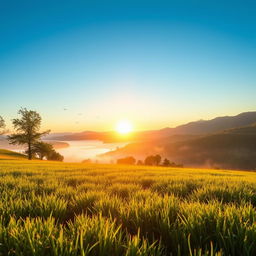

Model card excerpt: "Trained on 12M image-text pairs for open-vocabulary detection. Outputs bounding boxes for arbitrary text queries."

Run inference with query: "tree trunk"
[28,142,32,160]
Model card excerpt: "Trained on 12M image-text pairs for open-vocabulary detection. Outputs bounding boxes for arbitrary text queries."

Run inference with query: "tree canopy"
[144,155,162,166]
[26,141,64,161]
[117,156,136,165]
[8,108,50,160]
[29,141,53,160]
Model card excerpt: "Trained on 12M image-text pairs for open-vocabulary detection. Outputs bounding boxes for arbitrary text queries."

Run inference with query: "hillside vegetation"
[0,160,256,255]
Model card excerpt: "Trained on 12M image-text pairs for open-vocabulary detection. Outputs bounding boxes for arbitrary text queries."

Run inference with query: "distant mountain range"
[50,111,256,142]
[165,111,256,135]
[100,112,256,170]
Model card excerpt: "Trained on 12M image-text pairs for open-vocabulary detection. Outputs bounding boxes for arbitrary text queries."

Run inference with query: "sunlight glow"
[115,119,133,134]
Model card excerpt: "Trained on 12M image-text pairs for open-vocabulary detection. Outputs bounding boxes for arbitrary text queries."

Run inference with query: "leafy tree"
[117,156,136,165]
[144,155,155,165]
[29,141,54,160]
[144,155,162,166]
[28,141,64,161]
[155,154,162,166]
[144,155,153,165]
[8,108,50,160]
[162,158,171,166]
[0,116,6,135]
[48,150,64,161]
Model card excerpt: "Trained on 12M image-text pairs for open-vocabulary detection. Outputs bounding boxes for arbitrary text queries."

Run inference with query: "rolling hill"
[102,124,256,170]
[0,149,27,160]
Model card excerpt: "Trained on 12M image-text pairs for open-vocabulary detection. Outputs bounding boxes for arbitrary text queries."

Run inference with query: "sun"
[115,119,133,134]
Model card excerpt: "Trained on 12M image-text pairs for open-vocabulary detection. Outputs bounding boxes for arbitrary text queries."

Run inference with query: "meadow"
[0,157,256,255]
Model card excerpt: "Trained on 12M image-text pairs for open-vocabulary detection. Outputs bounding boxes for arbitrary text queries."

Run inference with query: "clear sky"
[0,0,255,132]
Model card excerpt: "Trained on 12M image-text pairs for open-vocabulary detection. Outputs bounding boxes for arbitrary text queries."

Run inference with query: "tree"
[0,116,6,135]
[8,108,50,160]
[28,141,64,161]
[162,158,171,166]
[47,150,64,161]
[155,154,162,166]
[117,156,136,165]
[144,155,155,165]
[144,155,162,166]
[30,141,54,160]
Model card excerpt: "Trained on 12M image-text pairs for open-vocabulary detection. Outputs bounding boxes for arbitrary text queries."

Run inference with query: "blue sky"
[0,0,255,132]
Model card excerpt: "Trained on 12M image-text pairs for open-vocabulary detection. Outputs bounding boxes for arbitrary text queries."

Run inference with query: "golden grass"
[0,159,255,255]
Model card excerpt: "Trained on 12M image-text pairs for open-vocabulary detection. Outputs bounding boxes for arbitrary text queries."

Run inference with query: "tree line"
[117,155,183,167]
[0,108,63,161]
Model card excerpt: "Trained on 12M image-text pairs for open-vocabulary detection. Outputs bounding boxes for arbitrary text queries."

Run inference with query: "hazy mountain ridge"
[166,111,256,135]
[102,127,256,169]
[50,111,256,142]
[101,112,256,170]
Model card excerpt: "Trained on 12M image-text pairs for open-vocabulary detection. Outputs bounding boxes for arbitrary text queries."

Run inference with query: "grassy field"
[0,159,256,255]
